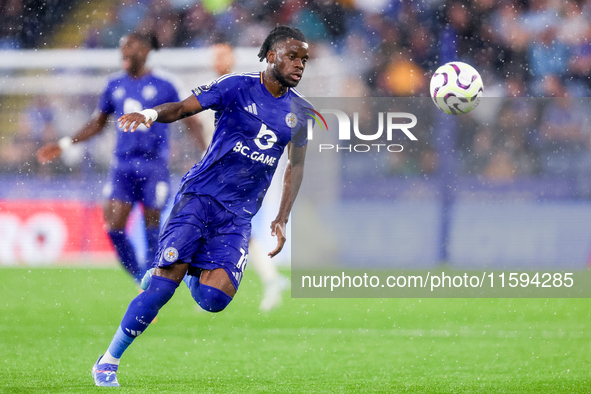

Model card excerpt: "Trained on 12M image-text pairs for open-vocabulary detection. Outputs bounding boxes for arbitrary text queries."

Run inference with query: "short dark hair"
[257,26,307,62]
[128,31,159,50]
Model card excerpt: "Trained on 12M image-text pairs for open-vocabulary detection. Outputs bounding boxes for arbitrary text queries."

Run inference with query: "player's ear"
[267,50,276,64]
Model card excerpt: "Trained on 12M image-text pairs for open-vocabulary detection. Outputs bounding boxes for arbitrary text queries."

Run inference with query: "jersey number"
[236,248,248,272]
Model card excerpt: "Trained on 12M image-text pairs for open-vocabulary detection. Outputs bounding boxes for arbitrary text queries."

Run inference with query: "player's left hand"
[118,113,152,133]
[269,219,287,258]
[36,142,62,164]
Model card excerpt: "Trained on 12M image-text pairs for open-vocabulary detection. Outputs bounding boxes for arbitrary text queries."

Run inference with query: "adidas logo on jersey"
[244,103,258,115]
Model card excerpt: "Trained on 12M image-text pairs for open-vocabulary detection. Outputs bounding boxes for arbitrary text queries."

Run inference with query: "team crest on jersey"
[163,247,179,262]
[285,113,298,128]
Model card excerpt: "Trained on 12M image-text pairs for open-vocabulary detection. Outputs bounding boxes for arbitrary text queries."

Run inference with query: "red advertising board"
[0,200,115,265]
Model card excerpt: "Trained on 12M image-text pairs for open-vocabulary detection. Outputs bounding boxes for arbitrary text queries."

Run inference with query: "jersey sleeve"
[291,96,313,148]
[192,74,242,112]
[97,81,115,114]
[292,128,308,148]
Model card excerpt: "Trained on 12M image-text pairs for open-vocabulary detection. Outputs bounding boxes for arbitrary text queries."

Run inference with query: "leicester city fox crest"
[163,247,179,262]
[285,113,298,128]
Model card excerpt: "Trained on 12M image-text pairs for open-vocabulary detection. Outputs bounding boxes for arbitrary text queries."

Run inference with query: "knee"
[144,208,161,228]
[191,283,233,313]
[145,275,179,303]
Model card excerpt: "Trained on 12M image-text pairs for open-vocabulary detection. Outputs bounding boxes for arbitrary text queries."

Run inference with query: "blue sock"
[189,281,233,313]
[107,275,179,358]
[145,226,160,268]
[182,273,193,289]
[107,327,134,359]
[108,229,142,283]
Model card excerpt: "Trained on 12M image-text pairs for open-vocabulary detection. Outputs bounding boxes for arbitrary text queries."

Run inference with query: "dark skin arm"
[37,111,109,164]
[269,142,307,257]
[118,95,204,132]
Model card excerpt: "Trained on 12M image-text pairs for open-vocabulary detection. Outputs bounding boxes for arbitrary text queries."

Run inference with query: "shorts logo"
[163,247,179,262]
[285,113,298,128]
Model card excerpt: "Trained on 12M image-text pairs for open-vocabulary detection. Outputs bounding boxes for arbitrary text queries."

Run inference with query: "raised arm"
[37,110,109,164]
[118,94,203,133]
[269,142,307,257]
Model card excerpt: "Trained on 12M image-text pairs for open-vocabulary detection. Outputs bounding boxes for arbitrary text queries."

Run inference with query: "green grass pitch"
[1,267,590,393]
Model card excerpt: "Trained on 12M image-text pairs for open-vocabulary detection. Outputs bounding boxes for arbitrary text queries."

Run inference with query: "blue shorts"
[103,158,170,210]
[153,194,251,290]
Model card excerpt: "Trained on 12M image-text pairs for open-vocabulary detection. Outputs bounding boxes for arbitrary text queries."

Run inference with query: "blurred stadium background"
[3,2,591,393]
[1,0,591,269]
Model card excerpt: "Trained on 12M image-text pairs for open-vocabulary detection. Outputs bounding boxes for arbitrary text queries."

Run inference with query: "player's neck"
[128,66,150,79]
[262,71,288,98]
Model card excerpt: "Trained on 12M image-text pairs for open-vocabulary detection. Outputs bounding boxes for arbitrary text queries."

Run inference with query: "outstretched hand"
[268,219,287,258]
[37,143,62,164]
[118,113,152,133]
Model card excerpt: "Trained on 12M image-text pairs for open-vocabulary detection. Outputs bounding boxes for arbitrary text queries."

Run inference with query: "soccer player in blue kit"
[37,32,205,284]
[91,26,310,386]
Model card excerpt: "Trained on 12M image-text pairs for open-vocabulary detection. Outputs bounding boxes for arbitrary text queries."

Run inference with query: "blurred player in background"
[37,32,205,285]
[205,42,290,312]
[91,26,309,387]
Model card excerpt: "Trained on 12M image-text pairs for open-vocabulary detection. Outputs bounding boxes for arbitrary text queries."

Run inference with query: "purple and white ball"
[430,62,484,115]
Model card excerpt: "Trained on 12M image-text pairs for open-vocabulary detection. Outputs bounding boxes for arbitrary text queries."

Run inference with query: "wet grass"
[1,267,590,393]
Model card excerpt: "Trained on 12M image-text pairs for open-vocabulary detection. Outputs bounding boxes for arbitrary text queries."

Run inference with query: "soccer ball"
[430,62,484,115]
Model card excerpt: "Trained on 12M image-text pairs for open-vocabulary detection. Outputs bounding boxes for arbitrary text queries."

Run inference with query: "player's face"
[213,44,235,76]
[269,39,309,88]
[120,36,150,75]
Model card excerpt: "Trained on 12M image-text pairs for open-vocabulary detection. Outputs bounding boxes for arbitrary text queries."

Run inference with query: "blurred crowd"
[455,94,591,185]
[81,0,591,97]
[3,0,590,96]
[1,0,591,186]
[0,0,75,49]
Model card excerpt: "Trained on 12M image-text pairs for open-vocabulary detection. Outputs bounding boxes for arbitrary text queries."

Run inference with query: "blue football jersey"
[98,70,181,161]
[179,72,309,218]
